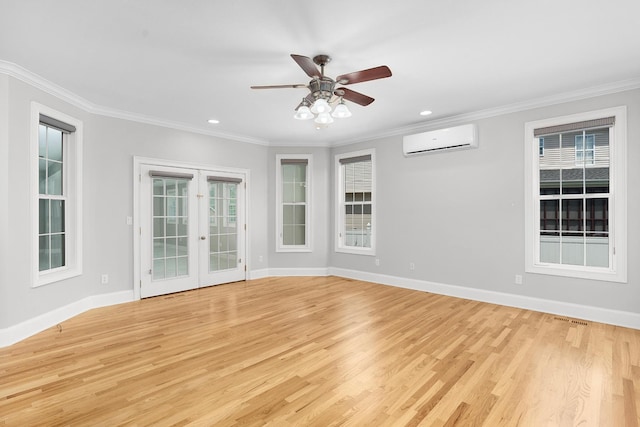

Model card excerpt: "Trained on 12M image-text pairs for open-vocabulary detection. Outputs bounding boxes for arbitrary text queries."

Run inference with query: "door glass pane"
[153,259,165,280]
[208,180,238,272]
[177,257,188,276]
[165,257,177,278]
[152,177,189,281]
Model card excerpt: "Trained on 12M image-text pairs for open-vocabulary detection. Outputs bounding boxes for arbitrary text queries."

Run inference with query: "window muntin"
[525,107,626,282]
[336,150,375,255]
[276,155,311,252]
[32,104,82,287]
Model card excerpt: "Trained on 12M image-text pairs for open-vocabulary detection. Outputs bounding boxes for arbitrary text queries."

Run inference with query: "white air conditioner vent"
[403,123,478,156]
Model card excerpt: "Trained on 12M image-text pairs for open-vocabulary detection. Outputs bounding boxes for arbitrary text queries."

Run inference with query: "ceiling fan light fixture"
[311,98,331,114]
[251,53,392,129]
[294,105,314,120]
[331,101,352,118]
[314,112,334,125]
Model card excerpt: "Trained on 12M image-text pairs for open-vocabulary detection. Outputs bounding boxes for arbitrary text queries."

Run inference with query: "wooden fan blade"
[291,54,321,78]
[336,66,392,85]
[251,84,307,89]
[336,87,375,106]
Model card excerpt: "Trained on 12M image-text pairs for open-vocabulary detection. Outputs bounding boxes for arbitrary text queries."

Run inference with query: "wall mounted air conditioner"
[403,123,478,156]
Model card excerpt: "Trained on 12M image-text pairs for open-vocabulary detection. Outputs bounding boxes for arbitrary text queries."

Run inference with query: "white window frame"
[31,103,83,287]
[275,154,312,252]
[524,106,627,283]
[335,148,376,256]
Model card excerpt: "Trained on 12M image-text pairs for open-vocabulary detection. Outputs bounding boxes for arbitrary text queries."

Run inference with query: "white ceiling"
[2,0,640,146]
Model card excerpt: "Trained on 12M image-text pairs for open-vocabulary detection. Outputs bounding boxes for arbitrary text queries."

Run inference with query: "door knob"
[200,236,206,240]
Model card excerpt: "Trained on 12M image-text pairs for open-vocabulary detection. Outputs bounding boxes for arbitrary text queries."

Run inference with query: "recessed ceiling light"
[207,119,220,124]
[419,110,433,116]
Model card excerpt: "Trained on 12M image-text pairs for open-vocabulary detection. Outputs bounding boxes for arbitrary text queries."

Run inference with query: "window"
[524,107,627,282]
[335,149,375,255]
[539,137,544,156]
[31,103,83,286]
[275,155,311,252]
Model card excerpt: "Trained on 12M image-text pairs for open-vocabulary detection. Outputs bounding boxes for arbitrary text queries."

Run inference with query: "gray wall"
[331,89,639,314]
[1,76,269,328]
[1,72,638,332]
[0,74,9,328]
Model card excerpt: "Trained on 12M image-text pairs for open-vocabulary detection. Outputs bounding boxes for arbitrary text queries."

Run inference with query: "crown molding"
[0,60,269,146]
[3,60,639,148]
[331,77,640,147]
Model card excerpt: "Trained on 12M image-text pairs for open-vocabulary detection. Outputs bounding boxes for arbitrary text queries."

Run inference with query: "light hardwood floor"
[1,276,639,426]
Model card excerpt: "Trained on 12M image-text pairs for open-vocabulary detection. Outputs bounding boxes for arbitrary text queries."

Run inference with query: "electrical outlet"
[259,255,263,263]
[101,274,109,284]
[375,258,380,267]
[409,262,415,271]
[515,274,523,285]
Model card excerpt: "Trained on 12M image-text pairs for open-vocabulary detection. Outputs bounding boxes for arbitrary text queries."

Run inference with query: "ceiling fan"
[251,54,392,124]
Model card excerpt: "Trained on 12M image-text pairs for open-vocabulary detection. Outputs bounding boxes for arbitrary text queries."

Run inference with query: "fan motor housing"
[309,77,335,100]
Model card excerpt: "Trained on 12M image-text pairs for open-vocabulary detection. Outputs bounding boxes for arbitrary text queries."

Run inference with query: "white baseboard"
[248,268,270,280]
[0,290,134,348]
[4,268,638,348]
[329,267,640,330]
[266,267,330,277]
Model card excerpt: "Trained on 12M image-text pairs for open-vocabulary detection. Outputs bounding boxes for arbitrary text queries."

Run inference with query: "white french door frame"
[133,157,250,300]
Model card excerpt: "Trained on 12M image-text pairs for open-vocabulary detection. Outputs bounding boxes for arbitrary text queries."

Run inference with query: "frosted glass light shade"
[294,106,314,120]
[311,98,331,114]
[331,102,352,118]
[314,112,334,124]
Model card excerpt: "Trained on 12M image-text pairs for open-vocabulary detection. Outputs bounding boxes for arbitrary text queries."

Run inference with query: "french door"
[139,164,246,298]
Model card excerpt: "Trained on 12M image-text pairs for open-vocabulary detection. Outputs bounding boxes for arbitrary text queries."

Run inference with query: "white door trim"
[133,156,250,300]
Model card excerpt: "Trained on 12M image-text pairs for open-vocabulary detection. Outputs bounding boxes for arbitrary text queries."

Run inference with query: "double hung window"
[335,149,375,255]
[32,104,82,286]
[525,107,627,282]
[276,155,311,252]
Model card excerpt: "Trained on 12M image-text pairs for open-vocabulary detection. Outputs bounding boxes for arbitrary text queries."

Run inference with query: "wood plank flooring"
[1,276,639,426]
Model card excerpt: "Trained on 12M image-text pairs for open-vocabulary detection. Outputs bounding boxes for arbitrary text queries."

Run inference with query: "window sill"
[33,266,82,287]
[525,263,626,283]
[276,247,312,253]
[336,246,376,257]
